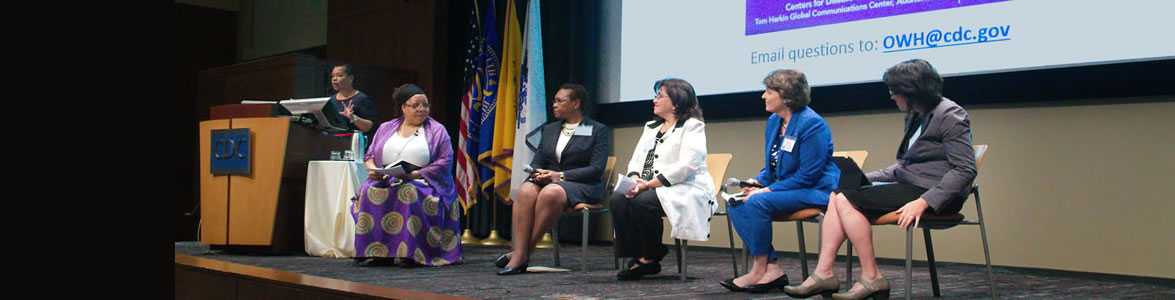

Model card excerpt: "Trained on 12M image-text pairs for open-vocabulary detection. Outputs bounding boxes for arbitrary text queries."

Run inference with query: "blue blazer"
[755,107,840,193]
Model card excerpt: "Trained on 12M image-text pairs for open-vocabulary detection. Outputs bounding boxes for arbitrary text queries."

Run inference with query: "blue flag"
[476,0,501,195]
[510,0,547,199]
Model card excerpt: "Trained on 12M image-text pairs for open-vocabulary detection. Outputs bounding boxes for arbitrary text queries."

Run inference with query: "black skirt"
[841,183,929,221]
[549,180,603,207]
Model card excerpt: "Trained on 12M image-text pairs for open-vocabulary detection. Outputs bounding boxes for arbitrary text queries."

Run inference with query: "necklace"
[561,122,579,137]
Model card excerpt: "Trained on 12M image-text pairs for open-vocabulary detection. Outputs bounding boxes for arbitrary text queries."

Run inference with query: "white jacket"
[625,117,717,241]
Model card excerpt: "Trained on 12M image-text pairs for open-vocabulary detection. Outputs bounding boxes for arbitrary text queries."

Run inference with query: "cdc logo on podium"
[211,128,251,176]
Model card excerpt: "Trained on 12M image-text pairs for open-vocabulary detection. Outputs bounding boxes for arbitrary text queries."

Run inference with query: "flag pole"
[480,194,509,246]
[460,212,481,245]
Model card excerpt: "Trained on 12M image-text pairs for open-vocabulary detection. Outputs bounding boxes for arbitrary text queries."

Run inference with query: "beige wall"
[601,96,1175,279]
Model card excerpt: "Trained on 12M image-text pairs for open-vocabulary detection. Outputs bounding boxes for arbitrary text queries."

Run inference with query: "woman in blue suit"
[722,69,840,293]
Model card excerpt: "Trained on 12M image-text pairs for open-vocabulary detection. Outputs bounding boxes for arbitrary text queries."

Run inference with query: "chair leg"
[681,240,689,281]
[816,220,822,251]
[613,232,620,270]
[975,187,997,299]
[905,227,913,300]
[582,210,590,273]
[726,214,739,276]
[552,225,561,267]
[847,240,853,283]
[744,249,750,274]
[924,227,941,297]
[674,239,683,274]
[796,221,809,280]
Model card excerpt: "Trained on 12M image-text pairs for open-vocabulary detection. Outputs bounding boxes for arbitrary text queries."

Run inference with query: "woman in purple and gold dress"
[352,83,461,267]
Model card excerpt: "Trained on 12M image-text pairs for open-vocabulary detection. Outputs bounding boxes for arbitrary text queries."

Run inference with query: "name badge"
[781,136,797,152]
[574,125,593,136]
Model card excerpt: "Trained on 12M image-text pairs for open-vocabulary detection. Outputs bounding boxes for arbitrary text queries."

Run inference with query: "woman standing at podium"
[352,83,460,267]
[330,64,377,140]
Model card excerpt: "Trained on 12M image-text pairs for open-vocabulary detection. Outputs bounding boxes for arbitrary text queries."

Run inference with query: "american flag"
[455,1,482,212]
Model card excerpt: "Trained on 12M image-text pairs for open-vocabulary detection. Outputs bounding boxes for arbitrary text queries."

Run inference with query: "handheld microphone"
[723,178,742,189]
[523,165,539,182]
[724,177,763,189]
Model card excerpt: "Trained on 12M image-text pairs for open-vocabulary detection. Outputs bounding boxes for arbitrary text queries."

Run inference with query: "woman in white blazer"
[609,78,717,281]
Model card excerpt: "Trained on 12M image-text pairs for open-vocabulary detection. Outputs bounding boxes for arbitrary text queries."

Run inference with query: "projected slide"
[611,0,1175,103]
[746,0,1007,35]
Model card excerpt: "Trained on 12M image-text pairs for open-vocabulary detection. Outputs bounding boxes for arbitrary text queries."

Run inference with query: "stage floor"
[175,242,1174,299]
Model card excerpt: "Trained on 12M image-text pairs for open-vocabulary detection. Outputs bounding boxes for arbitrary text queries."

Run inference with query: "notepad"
[612,173,637,195]
[373,161,421,177]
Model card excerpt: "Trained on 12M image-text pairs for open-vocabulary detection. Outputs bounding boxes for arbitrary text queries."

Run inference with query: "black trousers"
[609,190,668,261]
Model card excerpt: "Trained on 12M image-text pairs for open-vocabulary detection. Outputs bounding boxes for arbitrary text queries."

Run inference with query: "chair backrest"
[602,156,617,190]
[833,150,869,168]
[973,144,989,170]
[705,153,734,198]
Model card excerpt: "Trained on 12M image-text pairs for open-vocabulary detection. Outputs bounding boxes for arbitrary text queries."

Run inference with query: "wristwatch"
[559,172,565,182]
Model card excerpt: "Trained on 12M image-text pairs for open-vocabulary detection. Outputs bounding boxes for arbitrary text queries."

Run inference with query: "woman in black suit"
[495,83,613,275]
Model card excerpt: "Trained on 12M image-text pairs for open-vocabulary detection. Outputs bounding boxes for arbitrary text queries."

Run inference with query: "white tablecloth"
[304,160,367,258]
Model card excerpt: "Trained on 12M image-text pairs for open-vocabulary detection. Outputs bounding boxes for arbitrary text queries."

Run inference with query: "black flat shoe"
[719,278,750,292]
[355,257,394,267]
[494,253,511,268]
[617,261,661,281]
[497,262,528,275]
[747,273,789,294]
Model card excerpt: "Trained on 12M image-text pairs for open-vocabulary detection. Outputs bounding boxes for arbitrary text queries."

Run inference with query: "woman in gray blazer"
[784,59,977,299]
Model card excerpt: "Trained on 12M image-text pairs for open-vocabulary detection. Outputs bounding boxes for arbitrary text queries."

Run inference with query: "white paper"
[612,173,637,195]
[720,191,747,203]
[524,266,570,272]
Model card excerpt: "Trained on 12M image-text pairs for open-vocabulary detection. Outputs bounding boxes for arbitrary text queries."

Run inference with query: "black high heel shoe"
[719,277,750,292]
[747,273,789,294]
[496,262,528,275]
[494,253,511,268]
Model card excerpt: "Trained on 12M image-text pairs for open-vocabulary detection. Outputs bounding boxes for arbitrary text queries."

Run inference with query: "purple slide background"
[746,0,1008,35]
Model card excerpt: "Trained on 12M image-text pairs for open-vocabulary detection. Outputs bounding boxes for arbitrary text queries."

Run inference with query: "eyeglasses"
[404,102,430,110]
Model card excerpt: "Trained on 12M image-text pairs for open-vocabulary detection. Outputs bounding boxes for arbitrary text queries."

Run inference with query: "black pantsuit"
[609,190,668,261]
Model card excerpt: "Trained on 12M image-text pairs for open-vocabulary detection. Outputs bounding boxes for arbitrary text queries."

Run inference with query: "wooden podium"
[199,104,350,253]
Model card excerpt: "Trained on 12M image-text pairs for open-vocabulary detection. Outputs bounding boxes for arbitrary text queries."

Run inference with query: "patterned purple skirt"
[352,178,462,266]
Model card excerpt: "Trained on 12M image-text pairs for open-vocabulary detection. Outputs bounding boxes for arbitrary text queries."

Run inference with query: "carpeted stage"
[174,242,1174,299]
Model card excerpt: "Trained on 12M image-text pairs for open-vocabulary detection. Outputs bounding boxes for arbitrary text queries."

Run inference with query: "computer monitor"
[279,97,348,132]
